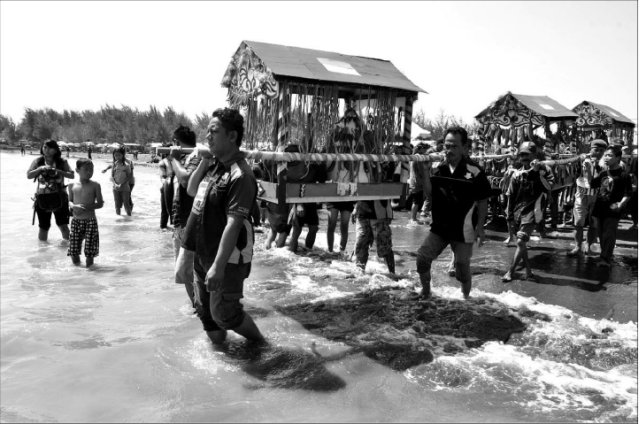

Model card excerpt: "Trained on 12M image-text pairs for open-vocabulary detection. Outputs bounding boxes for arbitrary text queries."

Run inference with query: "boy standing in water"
[67,158,104,267]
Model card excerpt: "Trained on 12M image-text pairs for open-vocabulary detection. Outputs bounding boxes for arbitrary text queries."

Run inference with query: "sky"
[1,1,637,127]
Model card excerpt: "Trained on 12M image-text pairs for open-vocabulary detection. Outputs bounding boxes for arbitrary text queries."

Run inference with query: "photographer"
[26,139,75,241]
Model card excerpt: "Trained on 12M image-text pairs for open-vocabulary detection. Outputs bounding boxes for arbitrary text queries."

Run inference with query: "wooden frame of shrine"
[220,40,426,204]
[475,92,579,152]
[572,100,636,148]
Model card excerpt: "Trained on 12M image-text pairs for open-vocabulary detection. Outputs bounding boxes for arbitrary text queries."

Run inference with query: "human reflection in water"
[213,340,346,392]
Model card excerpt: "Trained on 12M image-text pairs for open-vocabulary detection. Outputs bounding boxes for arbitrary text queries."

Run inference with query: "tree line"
[411,109,480,142]
[0,104,477,147]
[0,105,211,146]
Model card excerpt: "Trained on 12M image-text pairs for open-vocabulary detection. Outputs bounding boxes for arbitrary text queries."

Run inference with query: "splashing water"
[1,152,636,422]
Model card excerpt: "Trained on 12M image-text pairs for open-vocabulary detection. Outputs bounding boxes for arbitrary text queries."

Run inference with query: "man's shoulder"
[229,159,255,180]
[74,179,101,188]
[433,161,449,174]
[463,158,484,177]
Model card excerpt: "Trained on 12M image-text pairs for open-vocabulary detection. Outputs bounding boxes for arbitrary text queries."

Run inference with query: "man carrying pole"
[416,126,492,299]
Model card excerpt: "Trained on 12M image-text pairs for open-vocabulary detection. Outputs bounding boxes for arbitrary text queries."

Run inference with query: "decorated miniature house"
[221,40,426,204]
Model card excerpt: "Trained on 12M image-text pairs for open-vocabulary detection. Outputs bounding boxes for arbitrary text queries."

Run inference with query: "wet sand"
[52,151,640,323]
[478,217,637,323]
[285,209,638,324]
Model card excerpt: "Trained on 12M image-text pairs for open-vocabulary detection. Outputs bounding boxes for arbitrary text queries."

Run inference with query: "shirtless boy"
[67,158,104,267]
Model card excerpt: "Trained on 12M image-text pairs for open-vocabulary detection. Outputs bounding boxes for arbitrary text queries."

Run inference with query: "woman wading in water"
[26,139,75,241]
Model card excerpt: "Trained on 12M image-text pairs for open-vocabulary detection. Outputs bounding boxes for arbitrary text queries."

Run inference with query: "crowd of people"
[26,107,638,348]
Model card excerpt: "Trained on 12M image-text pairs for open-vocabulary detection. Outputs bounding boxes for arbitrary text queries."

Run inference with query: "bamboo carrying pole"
[157,147,637,165]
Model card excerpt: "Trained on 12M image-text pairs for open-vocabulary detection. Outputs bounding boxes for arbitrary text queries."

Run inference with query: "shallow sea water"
[1,151,637,422]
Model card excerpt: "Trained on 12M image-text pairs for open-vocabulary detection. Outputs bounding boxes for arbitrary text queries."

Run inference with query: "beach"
[1,151,637,423]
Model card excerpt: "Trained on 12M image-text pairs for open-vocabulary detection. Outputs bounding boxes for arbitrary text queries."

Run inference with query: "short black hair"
[606,145,623,157]
[76,158,93,170]
[173,125,196,147]
[443,126,469,146]
[212,108,244,147]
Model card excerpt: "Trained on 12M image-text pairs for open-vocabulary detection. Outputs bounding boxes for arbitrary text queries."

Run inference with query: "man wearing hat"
[502,142,554,282]
[568,138,607,256]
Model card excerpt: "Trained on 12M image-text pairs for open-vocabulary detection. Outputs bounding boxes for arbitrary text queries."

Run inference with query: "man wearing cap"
[568,138,607,256]
[502,142,555,282]
[416,126,492,299]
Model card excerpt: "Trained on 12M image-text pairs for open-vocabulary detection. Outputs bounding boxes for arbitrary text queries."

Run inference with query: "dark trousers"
[192,258,250,332]
[545,190,559,229]
[629,191,638,224]
[596,216,619,263]
[160,182,173,228]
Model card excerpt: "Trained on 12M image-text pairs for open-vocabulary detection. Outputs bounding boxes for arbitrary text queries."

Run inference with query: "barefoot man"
[416,126,492,299]
[502,142,554,282]
[182,108,265,345]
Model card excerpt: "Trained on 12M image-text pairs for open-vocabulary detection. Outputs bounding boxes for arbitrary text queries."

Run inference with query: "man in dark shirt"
[416,126,492,299]
[591,145,633,267]
[182,108,264,345]
[502,142,554,282]
[168,125,201,307]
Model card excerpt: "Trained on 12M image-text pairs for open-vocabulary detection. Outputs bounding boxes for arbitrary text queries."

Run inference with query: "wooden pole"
[403,96,413,142]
